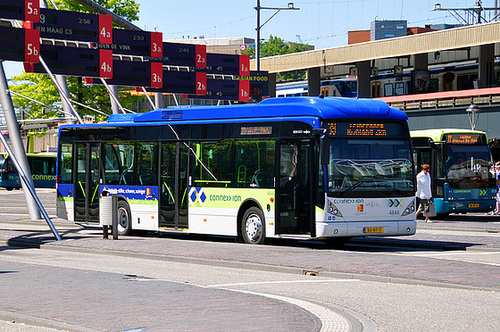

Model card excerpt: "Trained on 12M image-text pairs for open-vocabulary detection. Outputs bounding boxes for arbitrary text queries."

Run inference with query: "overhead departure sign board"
[202,54,250,76]
[0,0,39,22]
[0,26,39,63]
[94,29,163,58]
[148,71,207,95]
[186,78,249,102]
[85,60,162,87]
[24,44,112,78]
[34,8,112,44]
[150,42,206,68]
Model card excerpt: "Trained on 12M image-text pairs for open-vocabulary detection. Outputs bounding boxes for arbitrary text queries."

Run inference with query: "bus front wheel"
[241,207,266,244]
[117,200,131,236]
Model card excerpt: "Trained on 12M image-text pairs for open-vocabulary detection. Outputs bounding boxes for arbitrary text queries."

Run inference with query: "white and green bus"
[411,128,497,216]
[56,97,416,244]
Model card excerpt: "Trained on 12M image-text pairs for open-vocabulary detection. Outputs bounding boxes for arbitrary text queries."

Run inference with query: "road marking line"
[223,289,352,332]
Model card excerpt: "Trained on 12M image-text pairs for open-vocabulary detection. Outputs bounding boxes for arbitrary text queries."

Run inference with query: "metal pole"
[256,0,261,72]
[100,79,125,114]
[0,63,41,220]
[154,92,164,109]
[0,131,60,240]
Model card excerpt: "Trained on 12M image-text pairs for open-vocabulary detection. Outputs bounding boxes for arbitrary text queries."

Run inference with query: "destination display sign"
[240,126,272,135]
[34,8,112,44]
[93,29,163,58]
[444,133,487,144]
[149,42,206,68]
[24,44,112,78]
[0,0,39,22]
[326,122,405,137]
[0,26,39,63]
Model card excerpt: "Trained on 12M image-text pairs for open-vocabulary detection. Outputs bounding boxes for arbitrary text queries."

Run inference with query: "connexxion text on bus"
[56,97,416,244]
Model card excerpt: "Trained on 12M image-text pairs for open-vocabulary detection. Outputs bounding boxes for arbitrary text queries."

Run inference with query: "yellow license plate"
[468,203,480,208]
[363,227,384,234]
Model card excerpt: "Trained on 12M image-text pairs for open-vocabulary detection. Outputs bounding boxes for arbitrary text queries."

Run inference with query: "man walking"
[416,164,432,222]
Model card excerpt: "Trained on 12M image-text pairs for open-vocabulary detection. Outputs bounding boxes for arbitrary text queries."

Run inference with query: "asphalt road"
[0,188,499,331]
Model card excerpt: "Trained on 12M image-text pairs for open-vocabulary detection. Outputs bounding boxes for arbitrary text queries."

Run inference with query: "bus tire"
[117,200,132,236]
[241,207,266,244]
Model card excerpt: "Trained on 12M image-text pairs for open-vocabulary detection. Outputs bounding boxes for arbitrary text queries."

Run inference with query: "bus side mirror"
[320,135,330,165]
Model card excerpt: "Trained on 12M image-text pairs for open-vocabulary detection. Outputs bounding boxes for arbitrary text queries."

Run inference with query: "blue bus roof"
[106,97,407,125]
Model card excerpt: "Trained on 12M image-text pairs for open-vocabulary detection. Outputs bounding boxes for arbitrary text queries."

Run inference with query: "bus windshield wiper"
[338,179,376,195]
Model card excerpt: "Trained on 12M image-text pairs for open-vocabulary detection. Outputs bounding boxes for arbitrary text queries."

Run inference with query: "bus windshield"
[445,144,495,189]
[327,138,414,197]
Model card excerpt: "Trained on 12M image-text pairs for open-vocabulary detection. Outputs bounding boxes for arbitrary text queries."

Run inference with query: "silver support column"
[0,63,41,220]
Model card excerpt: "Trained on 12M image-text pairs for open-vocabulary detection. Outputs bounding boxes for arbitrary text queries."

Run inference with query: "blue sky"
[2,0,493,78]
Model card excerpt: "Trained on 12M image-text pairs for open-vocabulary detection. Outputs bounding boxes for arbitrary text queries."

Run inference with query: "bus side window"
[137,143,158,186]
[235,140,275,188]
[192,140,233,187]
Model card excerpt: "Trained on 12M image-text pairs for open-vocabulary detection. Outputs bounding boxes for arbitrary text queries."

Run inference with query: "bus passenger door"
[74,143,100,223]
[160,142,189,229]
[277,140,314,236]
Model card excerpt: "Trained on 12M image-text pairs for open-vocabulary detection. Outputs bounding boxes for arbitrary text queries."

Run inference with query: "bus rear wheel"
[241,207,266,244]
[117,200,131,236]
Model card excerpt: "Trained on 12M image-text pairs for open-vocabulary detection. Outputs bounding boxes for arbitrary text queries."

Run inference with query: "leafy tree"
[243,35,308,82]
[9,0,141,122]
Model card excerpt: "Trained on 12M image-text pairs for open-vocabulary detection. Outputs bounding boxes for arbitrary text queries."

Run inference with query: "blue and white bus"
[56,97,416,244]
[411,129,497,216]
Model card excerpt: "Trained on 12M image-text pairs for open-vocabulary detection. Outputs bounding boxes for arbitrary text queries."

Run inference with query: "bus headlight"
[328,200,343,217]
[402,200,415,216]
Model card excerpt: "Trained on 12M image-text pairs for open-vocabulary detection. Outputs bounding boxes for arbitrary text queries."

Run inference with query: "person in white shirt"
[415,164,432,222]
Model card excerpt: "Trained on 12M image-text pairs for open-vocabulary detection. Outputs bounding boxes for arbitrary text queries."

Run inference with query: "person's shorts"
[417,197,431,212]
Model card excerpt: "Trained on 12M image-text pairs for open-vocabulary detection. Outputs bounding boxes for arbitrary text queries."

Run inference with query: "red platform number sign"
[196,72,207,95]
[239,80,250,102]
[24,23,39,63]
[99,50,113,78]
[25,0,40,22]
[98,14,112,44]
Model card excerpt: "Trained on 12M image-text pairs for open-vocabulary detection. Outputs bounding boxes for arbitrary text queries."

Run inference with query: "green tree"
[9,0,141,122]
[243,35,308,82]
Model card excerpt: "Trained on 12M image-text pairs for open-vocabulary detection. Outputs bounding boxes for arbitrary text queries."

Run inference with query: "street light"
[254,0,300,71]
[466,103,480,130]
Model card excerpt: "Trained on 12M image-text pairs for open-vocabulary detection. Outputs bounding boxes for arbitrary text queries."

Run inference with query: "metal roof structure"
[251,21,500,73]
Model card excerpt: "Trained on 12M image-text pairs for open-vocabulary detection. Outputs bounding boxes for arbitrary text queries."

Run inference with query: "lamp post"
[466,103,480,130]
[255,1,299,71]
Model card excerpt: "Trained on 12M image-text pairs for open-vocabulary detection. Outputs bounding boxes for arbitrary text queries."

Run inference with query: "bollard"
[100,190,112,239]
[112,194,118,240]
